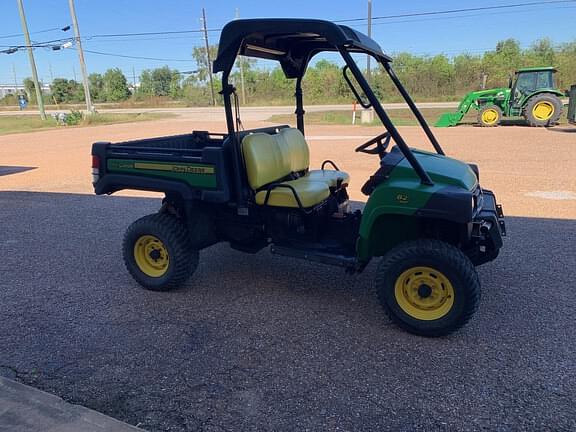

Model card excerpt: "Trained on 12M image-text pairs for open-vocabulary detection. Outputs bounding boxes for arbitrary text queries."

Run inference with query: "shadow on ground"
[0,191,574,431]
[0,166,37,177]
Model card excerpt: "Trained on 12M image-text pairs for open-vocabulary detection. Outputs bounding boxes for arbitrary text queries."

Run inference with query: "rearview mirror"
[343,65,372,109]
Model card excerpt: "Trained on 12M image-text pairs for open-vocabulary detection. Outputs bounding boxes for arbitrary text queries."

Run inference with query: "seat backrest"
[242,133,291,190]
[278,128,310,173]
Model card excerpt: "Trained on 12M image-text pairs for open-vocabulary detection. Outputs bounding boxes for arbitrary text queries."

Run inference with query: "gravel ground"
[0,118,575,431]
[0,192,574,431]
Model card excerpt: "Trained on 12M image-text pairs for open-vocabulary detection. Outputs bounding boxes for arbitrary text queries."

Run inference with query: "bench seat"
[255,177,331,208]
[242,128,348,209]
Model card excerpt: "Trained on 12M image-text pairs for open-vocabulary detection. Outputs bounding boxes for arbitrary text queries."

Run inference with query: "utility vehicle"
[436,67,564,127]
[92,19,506,336]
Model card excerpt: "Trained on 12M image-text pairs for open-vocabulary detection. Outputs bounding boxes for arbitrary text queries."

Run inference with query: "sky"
[0,0,575,85]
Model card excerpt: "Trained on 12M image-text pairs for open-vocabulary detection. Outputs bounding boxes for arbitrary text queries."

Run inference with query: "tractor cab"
[510,67,557,108]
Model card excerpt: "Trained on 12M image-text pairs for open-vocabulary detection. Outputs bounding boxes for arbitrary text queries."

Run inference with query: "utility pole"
[201,8,216,106]
[68,0,94,113]
[367,0,372,84]
[16,0,46,119]
[235,8,246,104]
[132,66,136,88]
[72,66,77,81]
[48,63,54,83]
[12,64,18,88]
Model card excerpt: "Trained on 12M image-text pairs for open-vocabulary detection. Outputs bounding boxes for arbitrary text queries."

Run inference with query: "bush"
[64,110,83,126]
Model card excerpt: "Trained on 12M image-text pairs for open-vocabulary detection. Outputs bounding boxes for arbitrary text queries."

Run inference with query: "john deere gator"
[436,67,564,127]
[92,18,506,337]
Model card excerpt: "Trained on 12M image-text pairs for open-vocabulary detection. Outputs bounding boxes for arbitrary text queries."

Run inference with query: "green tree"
[50,78,83,103]
[88,73,104,102]
[23,78,36,103]
[103,68,130,101]
[138,66,180,97]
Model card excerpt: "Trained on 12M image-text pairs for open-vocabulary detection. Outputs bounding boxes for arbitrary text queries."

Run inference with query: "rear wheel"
[376,239,480,337]
[477,105,502,127]
[123,213,198,291]
[524,94,563,127]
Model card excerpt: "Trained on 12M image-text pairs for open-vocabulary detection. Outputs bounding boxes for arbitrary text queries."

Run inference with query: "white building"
[0,83,51,98]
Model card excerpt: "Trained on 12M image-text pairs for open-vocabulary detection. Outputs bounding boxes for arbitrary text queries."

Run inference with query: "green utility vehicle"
[92,19,505,337]
[436,67,564,127]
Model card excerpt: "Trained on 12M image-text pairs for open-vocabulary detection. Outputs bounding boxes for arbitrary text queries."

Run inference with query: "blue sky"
[1,0,575,85]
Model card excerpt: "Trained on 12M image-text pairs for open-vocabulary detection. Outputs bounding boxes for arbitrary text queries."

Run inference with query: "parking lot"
[1,116,575,431]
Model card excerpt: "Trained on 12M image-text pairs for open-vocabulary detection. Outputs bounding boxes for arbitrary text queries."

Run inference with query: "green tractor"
[436,67,564,127]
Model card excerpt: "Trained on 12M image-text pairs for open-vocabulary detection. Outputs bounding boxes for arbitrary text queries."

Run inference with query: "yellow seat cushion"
[242,133,291,190]
[255,177,330,208]
[307,169,351,187]
[278,128,310,172]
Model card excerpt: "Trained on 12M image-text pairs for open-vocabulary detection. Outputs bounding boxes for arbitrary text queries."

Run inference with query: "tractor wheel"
[123,213,198,291]
[477,105,502,127]
[376,239,480,337]
[524,93,563,127]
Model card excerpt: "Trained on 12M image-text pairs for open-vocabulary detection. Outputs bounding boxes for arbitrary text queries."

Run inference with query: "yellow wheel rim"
[532,101,554,120]
[394,266,455,321]
[134,235,169,277]
[481,109,499,125]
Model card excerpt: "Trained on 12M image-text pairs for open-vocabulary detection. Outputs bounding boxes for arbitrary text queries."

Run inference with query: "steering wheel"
[355,132,392,158]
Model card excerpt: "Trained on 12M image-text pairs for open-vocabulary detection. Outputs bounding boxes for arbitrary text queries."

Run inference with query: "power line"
[83,28,221,39]
[82,48,194,62]
[334,0,576,23]
[0,26,67,40]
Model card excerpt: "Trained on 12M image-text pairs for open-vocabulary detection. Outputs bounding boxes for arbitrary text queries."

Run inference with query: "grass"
[268,108,478,127]
[268,107,573,127]
[0,112,176,136]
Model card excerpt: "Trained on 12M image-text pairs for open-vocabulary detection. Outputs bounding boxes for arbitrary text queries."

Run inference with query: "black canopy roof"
[213,19,391,79]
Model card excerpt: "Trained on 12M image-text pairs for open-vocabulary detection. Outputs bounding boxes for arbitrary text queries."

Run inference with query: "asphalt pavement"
[0,191,575,431]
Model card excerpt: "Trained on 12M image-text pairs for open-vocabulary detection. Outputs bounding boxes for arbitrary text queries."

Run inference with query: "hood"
[391,148,478,191]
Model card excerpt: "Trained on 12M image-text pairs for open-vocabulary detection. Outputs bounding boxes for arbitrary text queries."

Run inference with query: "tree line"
[2,38,575,107]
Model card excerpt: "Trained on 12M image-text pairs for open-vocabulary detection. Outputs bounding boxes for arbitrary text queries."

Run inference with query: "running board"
[270,245,357,269]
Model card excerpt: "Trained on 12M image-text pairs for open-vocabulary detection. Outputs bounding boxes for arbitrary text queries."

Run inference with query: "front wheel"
[477,105,502,127]
[123,213,198,291]
[376,239,480,337]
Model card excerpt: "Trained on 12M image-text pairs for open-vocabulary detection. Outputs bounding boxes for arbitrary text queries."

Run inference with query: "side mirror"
[342,65,372,109]
[508,75,513,88]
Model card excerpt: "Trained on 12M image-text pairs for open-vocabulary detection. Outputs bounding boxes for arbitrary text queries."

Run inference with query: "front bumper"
[468,188,506,266]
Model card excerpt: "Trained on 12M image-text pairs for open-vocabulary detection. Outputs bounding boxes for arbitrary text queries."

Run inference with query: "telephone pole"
[16,0,46,119]
[12,64,18,88]
[367,0,372,84]
[201,8,216,106]
[68,0,94,113]
[235,8,246,104]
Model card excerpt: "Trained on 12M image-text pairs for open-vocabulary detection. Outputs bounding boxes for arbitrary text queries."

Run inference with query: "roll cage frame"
[213,19,446,207]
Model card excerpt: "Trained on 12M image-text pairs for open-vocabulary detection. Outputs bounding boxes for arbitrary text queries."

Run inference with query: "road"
[1,118,575,431]
[0,102,460,121]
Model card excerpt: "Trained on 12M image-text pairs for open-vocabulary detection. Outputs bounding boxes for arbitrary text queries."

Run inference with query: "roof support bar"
[221,72,246,208]
[383,62,445,156]
[295,76,305,135]
[338,47,434,186]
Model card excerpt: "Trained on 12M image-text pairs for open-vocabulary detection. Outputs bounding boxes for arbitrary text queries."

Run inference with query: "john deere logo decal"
[396,193,409,203]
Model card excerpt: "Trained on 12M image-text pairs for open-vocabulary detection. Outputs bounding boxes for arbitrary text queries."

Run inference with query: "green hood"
[392,148,478,191]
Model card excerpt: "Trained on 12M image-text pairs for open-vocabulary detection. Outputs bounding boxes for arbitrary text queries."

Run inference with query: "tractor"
[436,67,564,127]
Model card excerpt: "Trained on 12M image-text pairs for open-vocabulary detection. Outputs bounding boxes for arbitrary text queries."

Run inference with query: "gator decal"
[107,159,217,189]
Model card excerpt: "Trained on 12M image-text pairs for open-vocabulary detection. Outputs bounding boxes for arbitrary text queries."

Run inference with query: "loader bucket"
[435,112,463,127]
